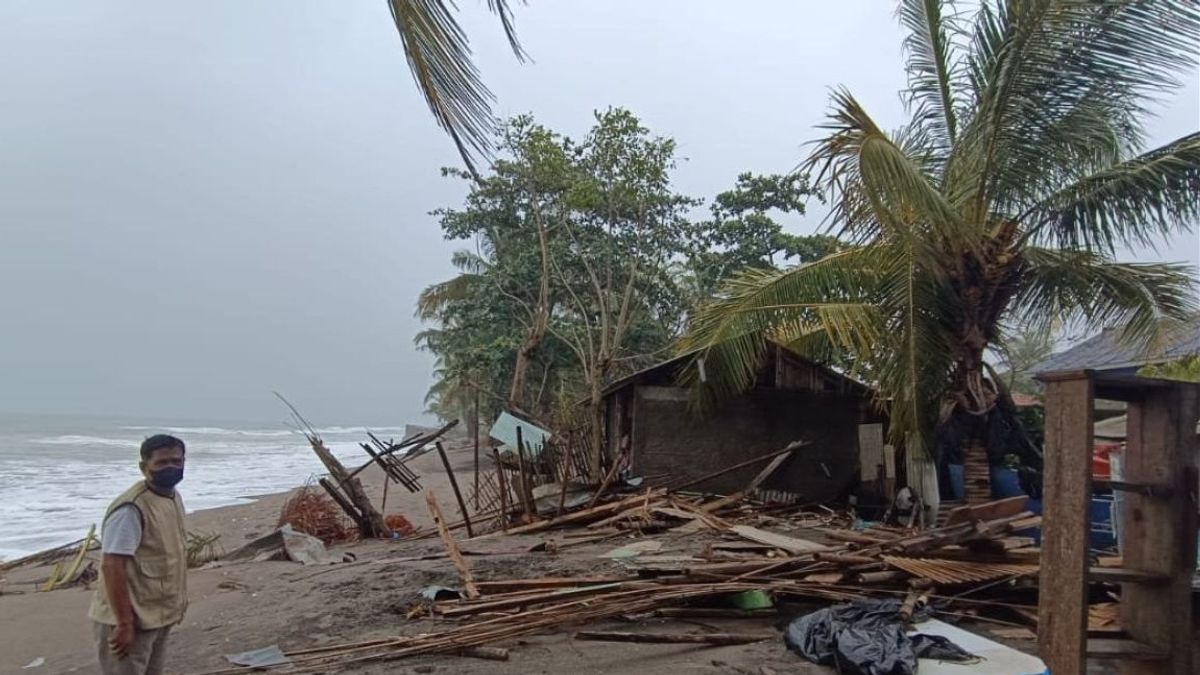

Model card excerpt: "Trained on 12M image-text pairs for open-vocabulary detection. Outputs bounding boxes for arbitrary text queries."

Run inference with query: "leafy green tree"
[548,109,700,469]
[432,117,580,412]
[683,173,838,303]
[682,1,1200,470]
[418,111,701,443]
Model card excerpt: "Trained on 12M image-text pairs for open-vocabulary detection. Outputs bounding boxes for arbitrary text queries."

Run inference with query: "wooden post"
[493,448,509,533]
[436,441,474,539]
[1120,384,1199,675]
[473,388,481,511]
[318,477,371,534]
[557,441,574,516]
[1037,374,1093,675]
[515,426,535,519]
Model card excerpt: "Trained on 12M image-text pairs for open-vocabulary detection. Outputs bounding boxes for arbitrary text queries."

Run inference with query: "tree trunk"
[509,336,537,408]
[941,353,1044,504]
[589,379,604,480]
[509,208,555,410]
[945,348,994,504]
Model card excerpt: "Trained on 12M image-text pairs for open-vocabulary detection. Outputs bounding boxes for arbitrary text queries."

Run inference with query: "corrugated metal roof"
[488,411,551,456]
[599,341,874,399]
[1034,315,1200,375]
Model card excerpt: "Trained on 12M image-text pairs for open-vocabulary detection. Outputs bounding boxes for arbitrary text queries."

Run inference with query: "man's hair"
[140,434,186,462]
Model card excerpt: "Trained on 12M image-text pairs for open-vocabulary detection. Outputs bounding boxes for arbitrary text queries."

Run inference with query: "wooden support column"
[1120,384,1199,675]
[1038,373,1094,675]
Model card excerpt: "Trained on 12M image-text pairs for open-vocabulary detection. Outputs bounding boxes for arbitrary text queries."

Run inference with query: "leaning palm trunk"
[681,1,1200,499]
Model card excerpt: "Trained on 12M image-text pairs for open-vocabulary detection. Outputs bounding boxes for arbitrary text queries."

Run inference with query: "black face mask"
[149,467,184,490]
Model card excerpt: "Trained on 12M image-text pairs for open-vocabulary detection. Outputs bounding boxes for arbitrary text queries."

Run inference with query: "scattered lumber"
[196,417,1115,675]
[574,631,771,645]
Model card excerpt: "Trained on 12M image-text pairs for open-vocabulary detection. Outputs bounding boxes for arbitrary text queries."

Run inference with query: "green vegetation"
[1139,355,1200,383]
[417,111,833,450]
[414,2,1200,477]
[680,1,1200,462]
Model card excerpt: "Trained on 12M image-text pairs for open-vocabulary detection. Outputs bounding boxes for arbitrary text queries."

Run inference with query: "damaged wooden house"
[599,342,887,504]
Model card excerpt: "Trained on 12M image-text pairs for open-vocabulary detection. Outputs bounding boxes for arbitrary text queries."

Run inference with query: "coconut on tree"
[680,0,1200,493]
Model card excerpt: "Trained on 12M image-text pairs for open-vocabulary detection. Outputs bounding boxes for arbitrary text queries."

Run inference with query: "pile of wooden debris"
[196,434,1117,674]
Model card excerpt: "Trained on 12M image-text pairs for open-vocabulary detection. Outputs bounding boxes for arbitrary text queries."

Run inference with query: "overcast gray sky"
[1,2,1196,424]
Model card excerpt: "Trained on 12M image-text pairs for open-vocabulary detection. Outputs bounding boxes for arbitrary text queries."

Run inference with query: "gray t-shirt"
[100,504,142,556]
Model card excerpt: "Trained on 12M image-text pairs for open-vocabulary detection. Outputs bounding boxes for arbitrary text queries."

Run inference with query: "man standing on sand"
[89,434,189,675]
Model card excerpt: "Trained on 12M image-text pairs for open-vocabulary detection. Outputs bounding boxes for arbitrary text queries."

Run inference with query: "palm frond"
[807,91,970,246]
[388,0,527,176]
[962,0,1200,211]
[677,249,881,410]
[415,273,479,319]
[1012,247,1199,346]
[1020,132,1200,254]
[898,0,965,153]
[485,0,530,62]
[450,248,492,274]
[413,327,444,350]
[866,234,957,458]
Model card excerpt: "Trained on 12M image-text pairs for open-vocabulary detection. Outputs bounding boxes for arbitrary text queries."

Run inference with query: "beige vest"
[89,481,188,629]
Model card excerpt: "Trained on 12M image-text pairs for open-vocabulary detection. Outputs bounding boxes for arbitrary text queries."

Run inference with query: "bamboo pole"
[493,449,509,533]
[436,441,474,538]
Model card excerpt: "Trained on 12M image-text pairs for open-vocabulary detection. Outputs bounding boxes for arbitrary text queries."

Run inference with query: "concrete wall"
[630,385,872,502]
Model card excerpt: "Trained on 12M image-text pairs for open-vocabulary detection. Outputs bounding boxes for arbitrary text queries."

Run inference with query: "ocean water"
[0,412,408,562]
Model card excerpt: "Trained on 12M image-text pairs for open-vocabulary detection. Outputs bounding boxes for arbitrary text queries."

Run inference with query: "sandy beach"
[0,440,830,675]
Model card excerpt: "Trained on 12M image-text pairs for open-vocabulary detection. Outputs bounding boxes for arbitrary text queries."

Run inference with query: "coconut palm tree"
[681,0,1200,468]
[387,1,527,175]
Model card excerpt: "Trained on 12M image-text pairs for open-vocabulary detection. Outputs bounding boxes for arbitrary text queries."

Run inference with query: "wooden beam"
[1037,374,1093,675]
[1087,567,1169,585]
[493,449,509,533]
[1092,479,1174,499]
[425,491,479,599]
[1120,383,1199,675]
[1086,639,1169,661]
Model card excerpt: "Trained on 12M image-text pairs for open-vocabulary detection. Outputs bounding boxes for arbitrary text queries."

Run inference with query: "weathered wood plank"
[1120,384,1199,675]
[426,491,479,599]
[1037,375,1093,675]
[944,495,1029,527]
[729,525,829,554]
